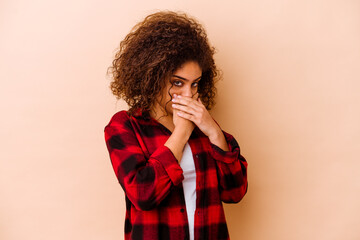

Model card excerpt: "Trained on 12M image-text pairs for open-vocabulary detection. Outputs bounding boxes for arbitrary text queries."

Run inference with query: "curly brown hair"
[107,10,221,116]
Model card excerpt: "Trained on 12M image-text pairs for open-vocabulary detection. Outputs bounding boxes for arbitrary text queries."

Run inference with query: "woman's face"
[156,61,202,115]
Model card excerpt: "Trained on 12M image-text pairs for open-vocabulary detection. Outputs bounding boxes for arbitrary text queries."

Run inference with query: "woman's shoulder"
[104,110,131,132]
[110,110,130,120]
[108,110,130,122]
[105,108,149,129]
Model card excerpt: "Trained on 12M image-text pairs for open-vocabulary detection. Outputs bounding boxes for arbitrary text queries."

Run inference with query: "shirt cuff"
[151,145,184,186]
[210,142,239,164]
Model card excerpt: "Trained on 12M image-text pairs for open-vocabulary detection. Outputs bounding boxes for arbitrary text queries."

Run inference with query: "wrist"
[165,127,191,162]
[173,124,193,137]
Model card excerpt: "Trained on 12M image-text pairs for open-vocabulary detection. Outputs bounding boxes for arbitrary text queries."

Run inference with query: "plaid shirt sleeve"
[104,111,184,211]
[210,129,248,203]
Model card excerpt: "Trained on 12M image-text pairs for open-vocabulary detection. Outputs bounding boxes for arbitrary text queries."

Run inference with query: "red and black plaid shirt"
[104,109,248,240]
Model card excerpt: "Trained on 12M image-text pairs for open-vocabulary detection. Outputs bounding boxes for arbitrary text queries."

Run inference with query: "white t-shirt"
[179,142,197,240]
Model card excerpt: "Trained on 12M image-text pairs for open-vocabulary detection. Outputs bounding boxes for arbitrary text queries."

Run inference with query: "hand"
[172,94,195,136]
[171,93,221,139]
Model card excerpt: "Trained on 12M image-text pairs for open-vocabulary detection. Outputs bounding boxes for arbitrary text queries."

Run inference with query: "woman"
[104,11,248,240]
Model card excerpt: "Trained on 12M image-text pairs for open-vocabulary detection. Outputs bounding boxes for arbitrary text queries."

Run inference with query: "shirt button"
[195,154,199,158]
[180,208,185,213]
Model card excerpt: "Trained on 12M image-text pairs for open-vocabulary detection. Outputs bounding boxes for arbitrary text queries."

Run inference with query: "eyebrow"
[172,75,202,82]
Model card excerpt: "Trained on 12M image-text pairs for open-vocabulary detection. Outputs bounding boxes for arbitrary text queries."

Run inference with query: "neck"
[150,104,175,132]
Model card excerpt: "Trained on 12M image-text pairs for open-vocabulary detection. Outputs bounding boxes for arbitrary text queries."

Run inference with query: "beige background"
[1,0,359,239]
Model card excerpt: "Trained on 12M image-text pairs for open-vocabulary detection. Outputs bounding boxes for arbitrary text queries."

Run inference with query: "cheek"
[168,88,181,99]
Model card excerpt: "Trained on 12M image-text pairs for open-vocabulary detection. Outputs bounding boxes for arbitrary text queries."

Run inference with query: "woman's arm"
[164,127,191,162]
[164,106,194,162]
[210,129,248,203]
[208,128,229,152]
[104,111,184,211]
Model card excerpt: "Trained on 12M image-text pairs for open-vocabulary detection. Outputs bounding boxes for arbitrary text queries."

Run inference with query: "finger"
[194,92,199,100]
[197,97,204,106]
[176,110,195,122]
[172,103,197,115]
[173,95,202,109]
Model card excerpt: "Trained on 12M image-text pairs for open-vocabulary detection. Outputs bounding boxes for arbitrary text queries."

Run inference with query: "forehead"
[172,61,202,81]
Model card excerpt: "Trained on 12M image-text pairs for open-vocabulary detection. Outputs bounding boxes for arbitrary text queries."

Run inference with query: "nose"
[182,85,193,98]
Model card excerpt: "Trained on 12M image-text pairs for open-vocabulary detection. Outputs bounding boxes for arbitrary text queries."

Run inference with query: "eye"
[192,82,199,88]
[173,81,183,87]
